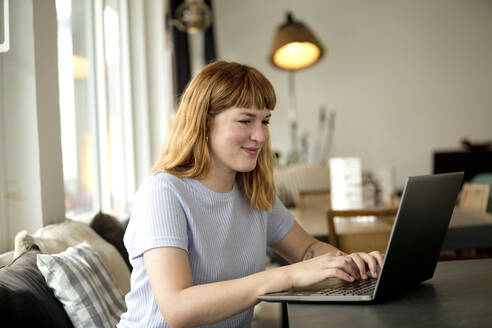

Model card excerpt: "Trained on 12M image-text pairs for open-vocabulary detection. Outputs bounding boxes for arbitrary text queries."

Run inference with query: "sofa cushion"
[0,250,13,267]
[89,212,131,270]
[14,219,131,294]
[0,246,74,327]
[37,241,126,328]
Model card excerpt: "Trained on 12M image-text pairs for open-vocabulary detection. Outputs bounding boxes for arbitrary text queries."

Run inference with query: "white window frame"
[0,0,173,253]
[0,57,8,252]
[0,0,9,53]
[62,0,137,222]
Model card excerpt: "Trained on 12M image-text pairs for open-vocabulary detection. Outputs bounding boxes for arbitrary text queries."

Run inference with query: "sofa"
[0,213,131,327]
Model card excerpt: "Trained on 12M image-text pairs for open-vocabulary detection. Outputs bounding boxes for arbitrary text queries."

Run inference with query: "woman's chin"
[236,167,256,173]
[235,162,258,173]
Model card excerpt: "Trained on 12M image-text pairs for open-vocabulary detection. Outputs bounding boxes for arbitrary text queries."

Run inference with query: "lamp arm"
[286,70,299,165]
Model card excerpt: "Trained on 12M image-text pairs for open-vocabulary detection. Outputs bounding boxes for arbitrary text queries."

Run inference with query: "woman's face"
[208,107,271,175]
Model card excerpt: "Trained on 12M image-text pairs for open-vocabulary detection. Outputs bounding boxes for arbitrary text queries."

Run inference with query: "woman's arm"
[144,246,360,328]
[269,221,339,263]
[271,221,384,279]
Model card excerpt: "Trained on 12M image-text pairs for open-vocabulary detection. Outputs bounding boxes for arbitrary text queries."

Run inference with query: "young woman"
[118,61,383,328]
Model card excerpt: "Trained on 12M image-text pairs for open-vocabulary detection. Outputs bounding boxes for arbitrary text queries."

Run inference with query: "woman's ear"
[206,113,214,131]
[205,114,212,142]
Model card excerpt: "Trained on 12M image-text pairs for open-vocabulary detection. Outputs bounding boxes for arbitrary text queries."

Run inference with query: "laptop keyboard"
[320,278,377,296]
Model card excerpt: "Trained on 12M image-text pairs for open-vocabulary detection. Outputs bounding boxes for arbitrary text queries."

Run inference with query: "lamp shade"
[269,12,324,70]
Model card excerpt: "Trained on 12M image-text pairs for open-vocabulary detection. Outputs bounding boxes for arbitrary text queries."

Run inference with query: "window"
[56,0,135,220]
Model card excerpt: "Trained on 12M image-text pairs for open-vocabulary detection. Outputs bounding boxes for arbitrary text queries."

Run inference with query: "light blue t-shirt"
[118,172,294,328]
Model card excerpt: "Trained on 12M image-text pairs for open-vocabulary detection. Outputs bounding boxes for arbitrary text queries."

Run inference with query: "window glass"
[103,0,131,215]
[56,0,133,219]
[57,0,99,217]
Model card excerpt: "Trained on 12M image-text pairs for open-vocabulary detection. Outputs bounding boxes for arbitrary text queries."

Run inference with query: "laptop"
[258,172,464,303]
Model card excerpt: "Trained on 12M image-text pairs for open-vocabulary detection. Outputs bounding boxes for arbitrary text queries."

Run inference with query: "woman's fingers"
[369,251,385,268]
[349,253,368,279]
[314,254,359,280]
[325,268,355,282]
[346,251,385,279]
[289,250,386,289]
[287,254,359,287]
[358,253,378,278]
[331,254,361,280]
[290,252,380,288]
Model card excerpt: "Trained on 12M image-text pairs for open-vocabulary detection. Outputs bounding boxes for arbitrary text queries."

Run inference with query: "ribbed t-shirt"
[117,172,294,328]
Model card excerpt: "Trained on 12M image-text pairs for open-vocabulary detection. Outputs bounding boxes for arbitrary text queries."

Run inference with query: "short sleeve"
[266,196,295,246]
[124,174,189,260]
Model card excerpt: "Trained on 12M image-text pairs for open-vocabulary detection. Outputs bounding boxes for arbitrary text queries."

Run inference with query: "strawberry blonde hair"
[151,60,277,211]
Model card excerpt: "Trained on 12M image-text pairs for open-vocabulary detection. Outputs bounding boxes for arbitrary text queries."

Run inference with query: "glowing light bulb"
[273,42,320,70]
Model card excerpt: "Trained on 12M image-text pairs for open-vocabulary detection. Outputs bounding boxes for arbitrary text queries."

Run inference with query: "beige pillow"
[14,219,130,295]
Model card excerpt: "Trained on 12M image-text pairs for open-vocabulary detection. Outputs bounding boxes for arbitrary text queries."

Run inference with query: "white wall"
[214,0,492,188]
[1,0,43,251]
[0,0,64,252]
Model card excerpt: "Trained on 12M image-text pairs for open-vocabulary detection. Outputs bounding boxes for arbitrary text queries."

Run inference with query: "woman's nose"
[251,123,267,144]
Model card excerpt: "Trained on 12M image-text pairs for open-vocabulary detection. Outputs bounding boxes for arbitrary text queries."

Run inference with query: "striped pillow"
[37,241,126,328]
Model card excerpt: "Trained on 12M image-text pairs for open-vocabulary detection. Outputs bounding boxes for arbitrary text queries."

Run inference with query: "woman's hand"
[336,251,384,279]
[281,253,362,289]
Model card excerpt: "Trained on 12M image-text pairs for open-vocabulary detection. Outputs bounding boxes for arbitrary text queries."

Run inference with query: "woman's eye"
[262,120,270,126]
[238,120,250,124]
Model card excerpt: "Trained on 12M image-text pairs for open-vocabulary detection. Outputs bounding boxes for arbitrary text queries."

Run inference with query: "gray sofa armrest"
[0,250,13,267]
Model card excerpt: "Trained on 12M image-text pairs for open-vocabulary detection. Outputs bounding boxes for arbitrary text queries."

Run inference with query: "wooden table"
[289,206,492,254]
[287,259,492,328]
[289,207,396,253]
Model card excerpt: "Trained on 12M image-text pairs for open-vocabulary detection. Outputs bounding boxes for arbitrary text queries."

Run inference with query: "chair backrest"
[274,163,330,207]
[296,189,331,211]
[470,173,492,213]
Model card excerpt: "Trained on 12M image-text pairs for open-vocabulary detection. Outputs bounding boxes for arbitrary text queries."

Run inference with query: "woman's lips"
[242,147,259,155]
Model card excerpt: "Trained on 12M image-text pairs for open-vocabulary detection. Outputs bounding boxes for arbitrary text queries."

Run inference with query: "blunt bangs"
[209,63,276,114]
[233,69,276,111]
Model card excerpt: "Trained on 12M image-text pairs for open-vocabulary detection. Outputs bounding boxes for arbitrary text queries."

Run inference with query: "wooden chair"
[326,207,398,253]
[295,189,331,211]
[458,182,491,213]
[471,173,492,213]
[294,189,398,253]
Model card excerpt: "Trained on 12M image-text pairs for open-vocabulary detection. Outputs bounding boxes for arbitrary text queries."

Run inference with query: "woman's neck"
[199,167,236,194]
